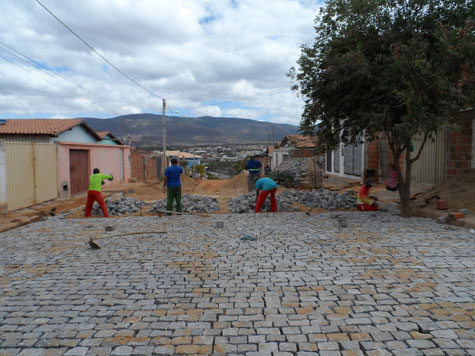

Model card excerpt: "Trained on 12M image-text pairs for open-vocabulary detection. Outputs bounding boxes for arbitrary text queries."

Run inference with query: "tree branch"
[409,130,430,164]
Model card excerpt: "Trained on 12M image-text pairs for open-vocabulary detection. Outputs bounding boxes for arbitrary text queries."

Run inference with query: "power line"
[0,41,106,103]
[0,47,122,115]
[35,0,163,101]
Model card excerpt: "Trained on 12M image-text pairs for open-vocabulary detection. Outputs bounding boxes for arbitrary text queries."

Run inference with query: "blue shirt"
[255,177,277,191]
[246,159,261,175]
[165,165,183,187]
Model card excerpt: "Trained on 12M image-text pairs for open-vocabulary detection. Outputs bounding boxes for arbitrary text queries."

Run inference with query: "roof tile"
[0,119,84,136]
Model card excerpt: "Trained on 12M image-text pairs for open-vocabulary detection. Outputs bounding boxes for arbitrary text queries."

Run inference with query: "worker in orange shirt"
[357,178,379,211]
[84,168,113,217]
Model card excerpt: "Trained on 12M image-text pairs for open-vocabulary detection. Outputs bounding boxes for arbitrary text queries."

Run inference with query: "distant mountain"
[83,113,299,145]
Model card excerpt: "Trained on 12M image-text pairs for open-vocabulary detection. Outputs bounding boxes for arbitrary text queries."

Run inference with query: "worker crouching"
[357,178,379,211]
[84,168,113,217]
[254,176,278,213]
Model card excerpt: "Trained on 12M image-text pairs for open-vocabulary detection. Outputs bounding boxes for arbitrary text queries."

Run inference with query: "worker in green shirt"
[84,168,113,217]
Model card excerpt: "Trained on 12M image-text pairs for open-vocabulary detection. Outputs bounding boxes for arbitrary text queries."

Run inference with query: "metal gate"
[5,142,58,211]
[333,149,340,173]
[69,149,89,194]
[344,142,363,176]
[411,128,448,184]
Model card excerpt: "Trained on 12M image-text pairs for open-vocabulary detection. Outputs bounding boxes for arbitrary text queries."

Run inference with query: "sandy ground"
[1,172,474,232]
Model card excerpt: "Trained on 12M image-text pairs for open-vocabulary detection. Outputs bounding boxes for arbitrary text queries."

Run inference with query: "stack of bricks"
[448,111,474,177]
[130,149,158,182]
[366,139,380,181]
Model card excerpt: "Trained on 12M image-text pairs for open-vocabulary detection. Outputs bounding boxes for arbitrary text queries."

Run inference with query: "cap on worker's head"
[366,178,375,186]
[93,168,100,174]
[171,158,178,164]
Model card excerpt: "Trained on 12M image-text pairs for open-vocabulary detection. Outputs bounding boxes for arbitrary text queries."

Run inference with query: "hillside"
[83,113,299,145]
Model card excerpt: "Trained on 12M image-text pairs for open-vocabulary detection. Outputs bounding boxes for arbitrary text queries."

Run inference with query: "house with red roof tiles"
[0,119,130,211]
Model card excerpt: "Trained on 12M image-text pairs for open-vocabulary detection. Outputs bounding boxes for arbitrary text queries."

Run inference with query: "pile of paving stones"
[279,188,357,210]
[229,188,357,213]
[92,194,146,216]
[275,158,309,186]
[148,194,220,213]
[228,192,296,213]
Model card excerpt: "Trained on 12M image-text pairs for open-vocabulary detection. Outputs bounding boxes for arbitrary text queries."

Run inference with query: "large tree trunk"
[399,143,412,218]
[389,139,412,217]
[398,141,413,217]
[388,132,429,217]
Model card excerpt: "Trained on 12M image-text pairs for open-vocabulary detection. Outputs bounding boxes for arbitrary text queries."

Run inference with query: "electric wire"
[0,52,78,95]
[36,0,290,113]
[35,1,293,121]
[0,46,122,115]
[0,41,106,103]
[35,0,164,101]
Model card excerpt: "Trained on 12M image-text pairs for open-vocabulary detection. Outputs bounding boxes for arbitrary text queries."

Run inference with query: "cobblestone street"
[0,212,474,356]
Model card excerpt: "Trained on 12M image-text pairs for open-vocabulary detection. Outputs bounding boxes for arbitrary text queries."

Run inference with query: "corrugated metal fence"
[5,142,58,211]
[411,128,448,185]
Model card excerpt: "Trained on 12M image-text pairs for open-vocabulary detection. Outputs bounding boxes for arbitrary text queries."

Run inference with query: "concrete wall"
[58,142,131,196]
[51,125,97,144]
[0,140,7,213]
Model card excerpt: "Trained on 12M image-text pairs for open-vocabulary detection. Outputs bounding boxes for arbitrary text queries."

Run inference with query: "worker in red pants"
[255,176,278,213]
[84,168,113,217]
[357,178,379,211]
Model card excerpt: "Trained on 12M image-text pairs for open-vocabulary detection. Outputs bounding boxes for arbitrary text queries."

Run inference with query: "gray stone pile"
[148,194,219,213]
[93,194,146,216]
[228,192,296,213]
[229,188,357,213]
[275,158,309,185]
[279,188,357,210]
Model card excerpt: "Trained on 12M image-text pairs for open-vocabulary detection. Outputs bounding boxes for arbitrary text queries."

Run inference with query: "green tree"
[179,160,189,169]
[194,164,205,176]
[234,159,246,174]
[289,0,475,217]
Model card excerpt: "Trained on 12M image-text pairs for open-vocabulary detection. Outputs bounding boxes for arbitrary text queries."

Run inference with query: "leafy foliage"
[290,0,475,216]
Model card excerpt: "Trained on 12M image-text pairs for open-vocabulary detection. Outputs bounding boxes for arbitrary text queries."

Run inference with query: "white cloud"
[0,0,321,125]
[192,106,222,117]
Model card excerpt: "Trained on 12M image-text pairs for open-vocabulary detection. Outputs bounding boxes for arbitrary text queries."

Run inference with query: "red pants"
[357,203,379,211]
[255,188,278,213]
[84,190,109,217]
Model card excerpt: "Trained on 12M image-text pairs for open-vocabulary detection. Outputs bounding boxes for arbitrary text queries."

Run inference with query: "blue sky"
[0,0,322,125]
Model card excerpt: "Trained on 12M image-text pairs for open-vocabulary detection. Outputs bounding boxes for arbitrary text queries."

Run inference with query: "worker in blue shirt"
[162,158,183,215]
[245,156,262,192]
[255,176,278,213]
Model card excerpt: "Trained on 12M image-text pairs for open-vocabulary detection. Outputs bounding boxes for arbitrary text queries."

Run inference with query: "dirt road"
[0,175,251,231]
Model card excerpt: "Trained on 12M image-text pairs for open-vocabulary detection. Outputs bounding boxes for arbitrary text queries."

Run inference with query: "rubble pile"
[275,158,309,186]
[228,192,296,213]
[279,188,357,210]
[148,194,220,213]
[229,188,357,213]
[93,195,146,216]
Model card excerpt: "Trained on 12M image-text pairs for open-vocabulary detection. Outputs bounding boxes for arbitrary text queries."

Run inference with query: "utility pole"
[161,99,167,177]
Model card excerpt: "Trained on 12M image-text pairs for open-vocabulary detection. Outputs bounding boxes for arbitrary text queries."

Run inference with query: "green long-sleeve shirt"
[88,173,113,192]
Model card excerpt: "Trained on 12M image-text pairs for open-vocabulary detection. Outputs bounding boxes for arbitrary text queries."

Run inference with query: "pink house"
[0,119,131,210]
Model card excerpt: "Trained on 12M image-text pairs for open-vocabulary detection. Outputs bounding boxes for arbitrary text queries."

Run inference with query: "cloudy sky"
[0,0,321,125]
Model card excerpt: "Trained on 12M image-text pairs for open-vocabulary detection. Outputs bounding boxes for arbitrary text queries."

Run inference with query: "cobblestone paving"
[0,212,474,356]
